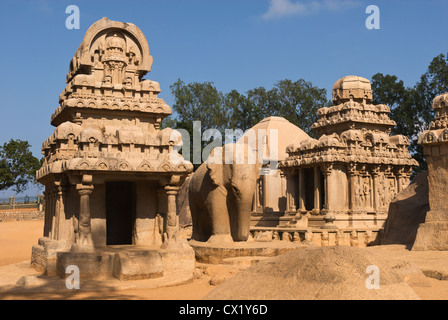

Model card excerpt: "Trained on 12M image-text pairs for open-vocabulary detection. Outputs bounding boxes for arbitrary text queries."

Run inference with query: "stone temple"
[29,16,434,284]
[31,18,195,280]
[413,92,448,250]
[256,76,418,246]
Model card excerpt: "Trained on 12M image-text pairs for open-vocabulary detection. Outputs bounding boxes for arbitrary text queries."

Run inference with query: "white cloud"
[261,0,361,20]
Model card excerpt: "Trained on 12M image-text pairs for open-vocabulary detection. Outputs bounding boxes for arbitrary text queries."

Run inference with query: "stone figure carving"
[363,177,370,209]
[356,177,364,209]
[389,179,396,198]
[189,142,262,243]
[380,177,387,208]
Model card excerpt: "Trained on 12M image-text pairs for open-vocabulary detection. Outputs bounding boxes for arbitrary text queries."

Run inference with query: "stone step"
[220,256,269,267]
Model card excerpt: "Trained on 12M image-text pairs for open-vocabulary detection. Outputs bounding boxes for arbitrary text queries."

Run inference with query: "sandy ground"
[0,219,447,300]
[0,220,44,266]
[0,220,214,300]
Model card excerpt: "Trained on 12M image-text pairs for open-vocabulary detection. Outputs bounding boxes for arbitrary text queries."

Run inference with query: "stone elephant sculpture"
[189,142,262,243]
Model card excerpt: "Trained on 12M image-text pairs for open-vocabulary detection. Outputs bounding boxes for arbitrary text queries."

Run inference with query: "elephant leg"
[206,188,233,244]
[190,200,210,242]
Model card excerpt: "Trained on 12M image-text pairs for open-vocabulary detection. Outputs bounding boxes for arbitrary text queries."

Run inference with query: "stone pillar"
[262,174,268,211]
[43,190,50,237]
[57,185,67,241]
[46,190,54,239]
[72,175,94,252]
[313,166,321,214]
[254,178,263,214]
[347,163,357,212]
[155,188,167,245]
[285,169,296,214]
[371,166,380,212]
[280,172,288,212]
[53,179,67,241]
[53,184,61,240]
[49,188,57,239]
[322,164,337,229]
[298,168,306,212]
[161,185,181,249]
[322,165,330,212]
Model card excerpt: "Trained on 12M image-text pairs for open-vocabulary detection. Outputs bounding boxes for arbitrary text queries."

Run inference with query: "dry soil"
[0,219,447,300]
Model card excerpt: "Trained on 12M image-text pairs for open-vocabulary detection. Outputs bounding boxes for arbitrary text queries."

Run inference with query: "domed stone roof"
[238,116,310,162]
[332,75,373,104]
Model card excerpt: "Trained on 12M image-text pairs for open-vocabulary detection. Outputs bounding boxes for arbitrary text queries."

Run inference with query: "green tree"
[371,54,448,177]
[225,89,262,132]
[170,79,228,132]
[227,79,328,137]
[0,139,41,193]
[371,73,418,143]
[268,79,327,137]
[415,53,448,130]
[168,78,328,167]
[169,79,228,168]
[371,73,426,176]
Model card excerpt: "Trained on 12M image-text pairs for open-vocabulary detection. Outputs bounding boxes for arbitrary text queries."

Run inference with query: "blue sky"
[1,0,448,196]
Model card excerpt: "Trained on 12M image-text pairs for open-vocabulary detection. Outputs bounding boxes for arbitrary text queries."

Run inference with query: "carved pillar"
[252,178,259,213]
[58,185,68,241]
[161,185,180,249]
[43,190,50,237]
[50,187,57,239]
[47,188,55,239]
[77,186,94,247]
[347,162,357,212]
[72,175,94,252]
[298,168,306,212]
[285,169,296,213]
[371,165,380,212]
[45,188,56,238]
[280,172,288,212]
[255,178,263,213]
[156,188,167,245]
[51,178,67,241]
[322,164,337,229]
[322,165,331,212]
[53,184,60,240]
[397,175,404,193]
[262,174,268,212]
[313,166,321,214]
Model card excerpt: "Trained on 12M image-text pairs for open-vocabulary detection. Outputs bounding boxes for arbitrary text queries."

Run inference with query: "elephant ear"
[206,147,223,186]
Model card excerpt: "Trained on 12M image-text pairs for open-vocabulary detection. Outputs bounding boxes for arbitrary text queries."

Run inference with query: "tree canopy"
[0,139,41,194]
[167,78,328,136]
[165,78,328,168]
[371,53,448,176]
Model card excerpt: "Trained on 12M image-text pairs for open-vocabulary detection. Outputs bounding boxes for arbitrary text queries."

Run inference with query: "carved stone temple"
[31,18,194,281]
[413,92,448,250]
[250,76,418,246]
